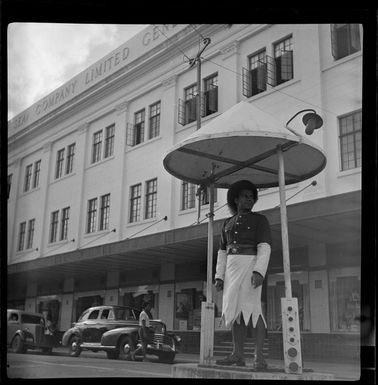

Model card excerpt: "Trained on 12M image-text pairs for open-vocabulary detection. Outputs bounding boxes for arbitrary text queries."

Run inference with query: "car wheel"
[106,350,119,359]
[68,336,82,357]
[158,351,175,364]
[118,336,134,360]
[42,347,53,354]
[11,335,26,354]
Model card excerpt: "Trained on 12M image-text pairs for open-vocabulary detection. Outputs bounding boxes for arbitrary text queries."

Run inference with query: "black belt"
[227,244,257,255]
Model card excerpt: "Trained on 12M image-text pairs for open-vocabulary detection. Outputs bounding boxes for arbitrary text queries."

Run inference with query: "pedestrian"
[214,180,271,370]
[131,301,153,361]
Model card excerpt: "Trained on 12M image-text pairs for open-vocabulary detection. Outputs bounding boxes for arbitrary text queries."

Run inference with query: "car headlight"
[174,336,181,343]
[162,326,166,333]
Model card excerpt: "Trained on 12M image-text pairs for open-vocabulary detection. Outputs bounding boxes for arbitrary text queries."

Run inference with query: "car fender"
[61,328,82,346]
[101,326,139,347]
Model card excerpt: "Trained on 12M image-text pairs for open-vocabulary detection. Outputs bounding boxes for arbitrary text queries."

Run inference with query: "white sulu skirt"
[221,254,267,329]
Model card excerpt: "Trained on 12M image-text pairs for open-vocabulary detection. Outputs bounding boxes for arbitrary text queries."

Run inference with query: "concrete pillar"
[105,271,120,305]
[159,263,175,330]
[308,244,330,332]
[60,293,74,331]
[25,282,38,312]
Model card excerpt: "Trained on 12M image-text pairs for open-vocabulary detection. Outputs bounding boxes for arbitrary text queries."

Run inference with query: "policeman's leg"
[255,315,266,363]
[232,314,248,359]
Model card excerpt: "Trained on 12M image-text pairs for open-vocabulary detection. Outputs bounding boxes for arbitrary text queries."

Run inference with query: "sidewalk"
[174,353,361,381]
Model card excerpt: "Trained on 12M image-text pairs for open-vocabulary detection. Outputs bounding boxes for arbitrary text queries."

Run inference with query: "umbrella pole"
[199,182,215,365]
[277,145,303,374]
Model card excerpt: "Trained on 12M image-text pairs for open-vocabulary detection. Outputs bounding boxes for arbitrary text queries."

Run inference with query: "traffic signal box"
[281,297,303,374]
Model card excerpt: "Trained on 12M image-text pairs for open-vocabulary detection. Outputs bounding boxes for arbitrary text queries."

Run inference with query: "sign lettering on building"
[9,24,183,133]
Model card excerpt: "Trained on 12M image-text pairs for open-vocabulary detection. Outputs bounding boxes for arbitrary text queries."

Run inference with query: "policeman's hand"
[214,279,224,292]
[251,272,264,288]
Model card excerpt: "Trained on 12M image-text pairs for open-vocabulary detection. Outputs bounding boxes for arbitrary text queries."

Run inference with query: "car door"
[81,309,100,343]
[7,311,20,345]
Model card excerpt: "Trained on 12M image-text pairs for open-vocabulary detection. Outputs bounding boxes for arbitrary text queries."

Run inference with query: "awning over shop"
[7,190,360,281]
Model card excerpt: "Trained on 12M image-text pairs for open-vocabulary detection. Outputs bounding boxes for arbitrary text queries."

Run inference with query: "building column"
[25,281,38,312]
[159,263,175,330]
[74,123,90,247]
[220,41,240,107]
[161,75,178,230]
[308,243,331,332]
[8,157,21,261]
[113,101,129,238]
[40,142,53,255]
[105,271,120,305]
[60,277,74,331]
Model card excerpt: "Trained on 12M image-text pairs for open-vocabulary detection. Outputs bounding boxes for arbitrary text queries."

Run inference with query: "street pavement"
[51,346,361,380]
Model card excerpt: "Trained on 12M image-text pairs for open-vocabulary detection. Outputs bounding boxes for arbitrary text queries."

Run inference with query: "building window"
[92,131,103,164]
[181,182,196,210]
[32,160,41,189]
[329,275,360,332]
[50,210,59,243]
[331,24,361,60]
[145,179,157,219]
[18,222,26,251]
[249,50,267,96]
[129,184,142,223]
[104,125,115,158]
[66,143,75,174]
[24,164,32,192]
[87,198,98,233]
[134,110,145,145]
[55,149,65,179]
[273,36,293,86]
[60,207,70,240]
[26,219,35,249]
[202,74,218,117]
[339,111,362,171]
[99,194,111,230]
[200,187,218,205]
[149,102,161,139]
[7,174,12,199]
[184,84,198,125]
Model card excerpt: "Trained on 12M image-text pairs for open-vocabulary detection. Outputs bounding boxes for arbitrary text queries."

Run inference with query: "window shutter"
[256,63,267,91]
[266,55,276,86]
[350,24,361,52]
[242,67,252,97]
[178,98,185,126]
[330,24,338,59]
[208,87,218,112]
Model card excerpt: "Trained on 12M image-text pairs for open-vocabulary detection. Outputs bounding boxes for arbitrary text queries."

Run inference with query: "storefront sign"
[9,24,185,133]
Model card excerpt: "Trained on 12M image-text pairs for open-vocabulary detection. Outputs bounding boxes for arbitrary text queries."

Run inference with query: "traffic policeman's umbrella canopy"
[163,100,326,189]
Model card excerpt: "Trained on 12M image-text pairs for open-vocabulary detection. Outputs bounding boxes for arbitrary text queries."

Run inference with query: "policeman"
[215,180,271,370]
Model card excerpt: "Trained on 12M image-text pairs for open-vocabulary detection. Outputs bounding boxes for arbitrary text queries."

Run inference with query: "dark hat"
[227,180,258,215]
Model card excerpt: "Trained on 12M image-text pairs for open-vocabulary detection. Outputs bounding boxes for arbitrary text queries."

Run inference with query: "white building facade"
[8,24,362,360]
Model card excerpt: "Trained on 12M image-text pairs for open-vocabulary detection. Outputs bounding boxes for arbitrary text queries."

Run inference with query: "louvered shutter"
[178,98,185,126]
[330,24,339,59]
[242,67,252,97]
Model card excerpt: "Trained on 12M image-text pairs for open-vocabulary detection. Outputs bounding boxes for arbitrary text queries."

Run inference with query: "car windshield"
[21,314,43,324]
[113,307,137,321]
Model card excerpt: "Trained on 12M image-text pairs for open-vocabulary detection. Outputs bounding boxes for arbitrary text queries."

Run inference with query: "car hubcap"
[122,343,130,354]
[71,341,78,351]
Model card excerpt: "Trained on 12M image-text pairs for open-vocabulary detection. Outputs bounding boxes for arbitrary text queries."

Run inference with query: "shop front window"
[174,289,205,331]
[122,291,157,319]
[329,275,360,332]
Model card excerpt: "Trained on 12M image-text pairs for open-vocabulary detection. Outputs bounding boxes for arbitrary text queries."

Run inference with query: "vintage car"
[61,305,180,363]
[7,309,58,354]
